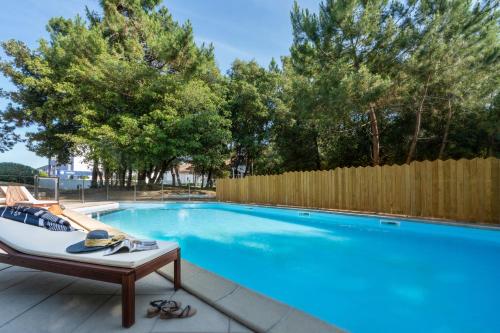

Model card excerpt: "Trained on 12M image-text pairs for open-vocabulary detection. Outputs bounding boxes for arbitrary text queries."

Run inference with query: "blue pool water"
[96,202,500,333]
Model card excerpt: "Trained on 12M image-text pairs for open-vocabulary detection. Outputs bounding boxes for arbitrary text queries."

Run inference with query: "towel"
[0,206,75,232]
[5,186,26,206]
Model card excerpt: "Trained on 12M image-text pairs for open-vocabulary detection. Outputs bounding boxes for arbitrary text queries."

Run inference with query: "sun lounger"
[62,207,123,235]
[4,185,58,207]
[0,218,181,328]
[0,187,5,205]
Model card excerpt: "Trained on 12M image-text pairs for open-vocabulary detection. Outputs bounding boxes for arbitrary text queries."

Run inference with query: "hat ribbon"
[84,234,126,247]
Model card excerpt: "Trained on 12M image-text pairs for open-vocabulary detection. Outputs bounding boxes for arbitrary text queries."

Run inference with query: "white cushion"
[0,217,178,268]
[15,200,58,205]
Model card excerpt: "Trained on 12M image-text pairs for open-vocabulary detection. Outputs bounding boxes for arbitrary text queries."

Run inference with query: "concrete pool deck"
[61,201,345,333]
[0,263,251,333]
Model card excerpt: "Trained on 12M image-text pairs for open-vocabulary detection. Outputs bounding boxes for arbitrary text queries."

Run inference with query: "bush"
[0,162,38,185]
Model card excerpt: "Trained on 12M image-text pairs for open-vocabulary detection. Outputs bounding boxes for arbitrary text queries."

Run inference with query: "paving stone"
[0,294,110,333]
[2,271,75,294]
[0,293,50,326]
[152,289,230,333]
[216,287,289,332]
[0,264,11,271]
[117,272,175,296]
[0,269,38,292]
[73,295,160,333]
[59,277,119,295]
[4,265,38,272]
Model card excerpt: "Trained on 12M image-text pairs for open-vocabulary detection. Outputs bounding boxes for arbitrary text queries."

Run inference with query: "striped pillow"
[0,206,75,232]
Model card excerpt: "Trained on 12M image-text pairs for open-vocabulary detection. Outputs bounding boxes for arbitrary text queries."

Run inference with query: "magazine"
[103,239,159,256]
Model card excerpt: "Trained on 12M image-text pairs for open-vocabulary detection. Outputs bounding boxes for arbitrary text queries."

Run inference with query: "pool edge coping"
[212,200,500,231]
[156,260,346,333]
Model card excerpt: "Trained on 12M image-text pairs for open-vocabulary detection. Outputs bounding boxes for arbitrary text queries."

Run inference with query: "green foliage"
[226,59,285,174]
[0,0,498,181]
[281,0,499,169]
[1,0,230,187]
[0,162,38,184]
[0,116,21,153]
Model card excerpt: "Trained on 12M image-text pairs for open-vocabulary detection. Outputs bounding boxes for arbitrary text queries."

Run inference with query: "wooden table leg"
[122,273,135,328]
[174,249,181,290]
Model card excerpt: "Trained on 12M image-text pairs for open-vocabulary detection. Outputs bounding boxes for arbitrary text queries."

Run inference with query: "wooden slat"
[215,158,499,223]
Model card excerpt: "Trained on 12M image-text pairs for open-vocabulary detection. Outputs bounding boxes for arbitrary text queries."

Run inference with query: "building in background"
[38,157,92,190]
[163,163,203,186]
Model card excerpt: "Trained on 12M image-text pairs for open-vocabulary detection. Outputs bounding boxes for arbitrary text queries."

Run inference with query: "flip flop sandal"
[160,305,197,319]
[147,299,181,318]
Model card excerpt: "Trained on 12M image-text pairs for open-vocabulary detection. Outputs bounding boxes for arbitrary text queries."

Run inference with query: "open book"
[103,239,159,256]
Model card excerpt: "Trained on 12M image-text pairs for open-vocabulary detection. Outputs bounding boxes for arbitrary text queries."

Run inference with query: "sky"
[0,0,320,168]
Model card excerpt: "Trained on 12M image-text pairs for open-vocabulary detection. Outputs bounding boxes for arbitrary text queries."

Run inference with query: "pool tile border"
[218,201,500,231]
[66,202,120,214]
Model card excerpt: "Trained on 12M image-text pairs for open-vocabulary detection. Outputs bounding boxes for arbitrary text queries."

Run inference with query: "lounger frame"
[0,241,181,328]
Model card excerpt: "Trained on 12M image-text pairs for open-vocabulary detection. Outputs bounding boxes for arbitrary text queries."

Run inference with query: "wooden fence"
[216,158,500,224]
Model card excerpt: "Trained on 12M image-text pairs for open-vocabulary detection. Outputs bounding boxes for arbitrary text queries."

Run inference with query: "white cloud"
[195,36,253,59]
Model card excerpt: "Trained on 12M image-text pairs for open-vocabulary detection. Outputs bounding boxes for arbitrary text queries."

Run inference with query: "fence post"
[81,179,85,203]
[134,184,137,202]
[54,177,59,202]
[106,183,109,201]
[34,175,39,199]
[161,182,164,201]
[188,183,191,201]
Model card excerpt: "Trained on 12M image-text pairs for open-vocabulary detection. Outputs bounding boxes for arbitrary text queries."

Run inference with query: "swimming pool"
[95,202,500,333]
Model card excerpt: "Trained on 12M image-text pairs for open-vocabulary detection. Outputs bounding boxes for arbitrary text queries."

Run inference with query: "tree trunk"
[368,105,380,166]
[201,172,205,189]
[154,161,167,184]
[406,75,431,164]
[137,170,146,185]
[144,166,153,185]
[170,168,176,186]
[119,168,126,189]
[152,160,170,184]
[91,159,99,188]
[98,169,103,187]
[104,166,110,188]
[175,166,182,186]
[488,133,496,157]
[313,131,321,170]
[206,169,213,188]
[113,172,119,187]
[244,157,250,177]
[438,98,453,160]
[117,169,122,188]
[47,156,52,176]
[150,166,159,184]
[126,168,132,189]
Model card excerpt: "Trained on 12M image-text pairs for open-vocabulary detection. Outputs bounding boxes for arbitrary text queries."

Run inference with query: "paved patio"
[0,263,252,333]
